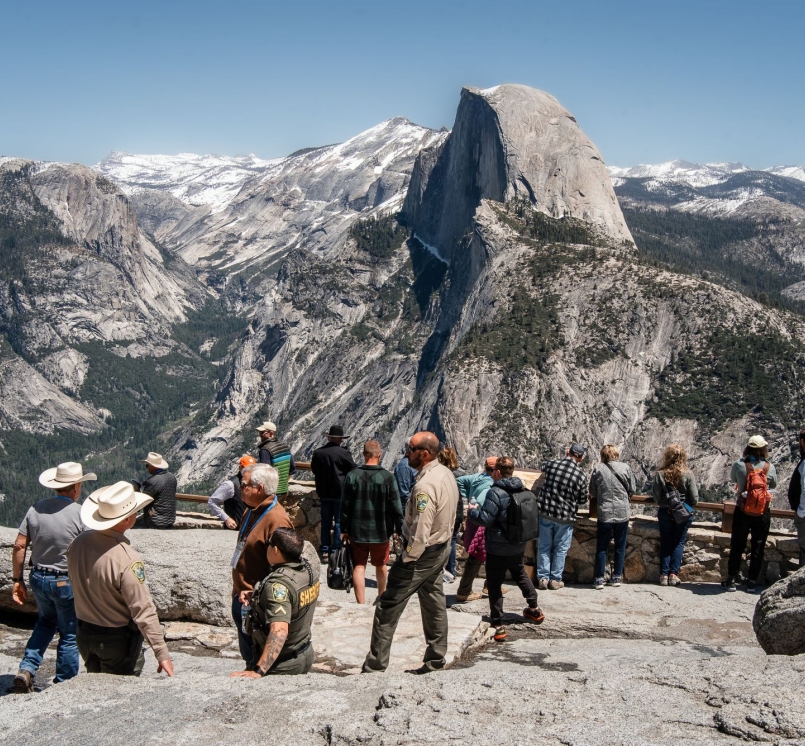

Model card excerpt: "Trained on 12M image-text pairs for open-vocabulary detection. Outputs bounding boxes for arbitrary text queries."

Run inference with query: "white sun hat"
[81,482,153,530]
[39,462,97,490]
[142,452,169,470]
[255,421,277,433]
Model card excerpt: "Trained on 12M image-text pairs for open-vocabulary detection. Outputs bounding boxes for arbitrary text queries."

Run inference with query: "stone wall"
[562,510,801,584]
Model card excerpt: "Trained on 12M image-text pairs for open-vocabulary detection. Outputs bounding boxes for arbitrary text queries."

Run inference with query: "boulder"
[753,567,805,655]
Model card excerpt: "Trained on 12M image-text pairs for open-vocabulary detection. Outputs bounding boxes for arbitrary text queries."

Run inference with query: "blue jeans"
[231,595,255,669]
[594,521,629,580]
[20,570,79,683]
[657,507,693,576]
[320,499,342,555]
[537,517,574,581]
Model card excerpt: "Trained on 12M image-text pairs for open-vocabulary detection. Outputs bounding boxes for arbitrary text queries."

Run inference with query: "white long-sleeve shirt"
[207,479,235,523]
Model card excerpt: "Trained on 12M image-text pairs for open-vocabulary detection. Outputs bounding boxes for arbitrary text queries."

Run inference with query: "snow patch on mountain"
[767,164,805,182]
[607,160,750,187]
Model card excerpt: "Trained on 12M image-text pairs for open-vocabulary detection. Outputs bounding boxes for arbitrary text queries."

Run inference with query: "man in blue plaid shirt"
[536,444,588,590]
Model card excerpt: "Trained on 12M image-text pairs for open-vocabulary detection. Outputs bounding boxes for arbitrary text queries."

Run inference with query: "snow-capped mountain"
[96,117,447,275]
[96,152,281,213]
[607,160,750,188]
[608,159,805,189]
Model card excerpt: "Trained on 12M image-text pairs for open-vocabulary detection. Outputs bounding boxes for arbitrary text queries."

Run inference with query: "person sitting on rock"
[722,435,777,593]
[207,455,256,529]
[589,445,637,590]
[231,528,319,677]
[134,452,177,529]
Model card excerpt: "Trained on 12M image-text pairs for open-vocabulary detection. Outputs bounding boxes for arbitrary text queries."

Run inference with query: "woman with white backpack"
[721,435,778,593]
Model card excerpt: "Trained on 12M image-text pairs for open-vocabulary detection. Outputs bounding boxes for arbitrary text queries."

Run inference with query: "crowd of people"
[8,423,805,691]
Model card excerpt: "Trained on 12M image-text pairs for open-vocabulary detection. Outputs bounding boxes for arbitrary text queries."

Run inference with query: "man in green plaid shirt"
[340,440,404,604]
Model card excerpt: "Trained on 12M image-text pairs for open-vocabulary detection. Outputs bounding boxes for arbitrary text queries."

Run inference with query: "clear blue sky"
[1,0,802,169]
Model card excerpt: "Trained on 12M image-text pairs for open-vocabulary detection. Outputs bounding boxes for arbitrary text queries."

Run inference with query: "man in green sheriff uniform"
[230,528,318,677]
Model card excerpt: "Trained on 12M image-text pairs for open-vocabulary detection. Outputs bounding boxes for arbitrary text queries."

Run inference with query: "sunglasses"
[406,445,427,454]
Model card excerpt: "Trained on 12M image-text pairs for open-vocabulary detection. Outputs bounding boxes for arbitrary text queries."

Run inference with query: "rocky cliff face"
[173,85,805,497]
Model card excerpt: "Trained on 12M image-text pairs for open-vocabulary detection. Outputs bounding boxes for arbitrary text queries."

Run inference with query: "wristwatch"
[12,577,24,583]
[255,665,268,676]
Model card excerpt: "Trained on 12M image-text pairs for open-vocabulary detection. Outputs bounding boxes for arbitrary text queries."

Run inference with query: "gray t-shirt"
[18,497,84,572]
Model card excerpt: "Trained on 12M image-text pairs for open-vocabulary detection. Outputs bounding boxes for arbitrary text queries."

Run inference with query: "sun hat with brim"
[39,462,97,490]
[142,452,169,470]
[81,482,153,530]
[747,435,768,449]
[255,421,277,433]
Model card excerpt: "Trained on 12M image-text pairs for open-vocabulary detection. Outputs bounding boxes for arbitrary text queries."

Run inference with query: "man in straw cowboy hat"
[311,424,356,562]
[134,452,177,529]
[11,462,96,693]
[67,481,174,677]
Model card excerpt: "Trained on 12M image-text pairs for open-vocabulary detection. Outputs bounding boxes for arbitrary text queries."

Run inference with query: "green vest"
[247,559,319,657]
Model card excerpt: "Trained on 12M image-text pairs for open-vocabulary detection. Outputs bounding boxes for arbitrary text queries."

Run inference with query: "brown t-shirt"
[231,496,293,596]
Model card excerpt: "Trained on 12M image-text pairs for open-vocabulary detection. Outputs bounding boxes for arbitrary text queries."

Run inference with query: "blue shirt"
[394,457,418,503]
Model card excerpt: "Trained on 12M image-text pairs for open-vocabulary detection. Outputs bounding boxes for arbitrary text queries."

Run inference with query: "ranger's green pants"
[362,543,450,672]
[77,621,145,676]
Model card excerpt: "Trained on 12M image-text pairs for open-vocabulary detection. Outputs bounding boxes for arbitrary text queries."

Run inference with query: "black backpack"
[505,489,540,543]
[326,544,354,593]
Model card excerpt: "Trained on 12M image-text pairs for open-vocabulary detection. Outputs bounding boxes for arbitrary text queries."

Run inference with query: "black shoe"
[405,665,437,675]
[721,577,737,592]
[746,579,759,593]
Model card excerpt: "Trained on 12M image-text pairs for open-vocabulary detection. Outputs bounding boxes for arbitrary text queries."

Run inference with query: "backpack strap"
[604,463,631,495]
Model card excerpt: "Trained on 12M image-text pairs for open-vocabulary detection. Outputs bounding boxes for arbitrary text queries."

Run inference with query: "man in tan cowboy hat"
[134,452,177,529]
[67,481,174,677]
[11,462,96,693]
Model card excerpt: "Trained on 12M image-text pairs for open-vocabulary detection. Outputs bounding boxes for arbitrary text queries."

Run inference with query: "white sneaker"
[443,572,455,584]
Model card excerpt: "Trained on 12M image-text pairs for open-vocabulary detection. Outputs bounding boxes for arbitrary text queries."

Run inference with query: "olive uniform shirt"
[401,460,459,563]
[67,529,169,662]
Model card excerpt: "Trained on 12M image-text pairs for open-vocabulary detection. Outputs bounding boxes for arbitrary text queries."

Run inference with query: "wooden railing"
[590,494,796,534]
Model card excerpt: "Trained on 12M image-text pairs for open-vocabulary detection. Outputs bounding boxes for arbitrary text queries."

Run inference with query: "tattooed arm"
[230,622,289,678]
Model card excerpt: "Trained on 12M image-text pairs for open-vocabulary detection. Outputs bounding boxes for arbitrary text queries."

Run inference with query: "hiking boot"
[492,625,508,642]
[548,580,564,590]
[13,670,33,694]
[721,577,737,592]
[609,576,622,587]
[593,577,605,590]
[668,574,681,586]
[455,591,483,603]
[538,578,549,591]
[523,607,545,624]
[746,579,759,593]
[660,575,669,586]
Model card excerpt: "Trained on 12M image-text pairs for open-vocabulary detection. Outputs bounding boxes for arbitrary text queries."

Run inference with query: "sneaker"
[455,591,483,603]
[443,572,455,584]
[668,574,681,586]
[538,578,549,591]
[660,575,669,586]
[320,552,329,564]
[13,670,33,694]
[492,625,508,642]
[608,576,622,587]
[594,577,605,590]
[523,607,545,624]
[721,577,737,592]
[548,580,564,590]
[746,579,759,594]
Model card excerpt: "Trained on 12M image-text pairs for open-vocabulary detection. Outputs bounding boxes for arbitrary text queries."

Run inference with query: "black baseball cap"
[569,444,586,457]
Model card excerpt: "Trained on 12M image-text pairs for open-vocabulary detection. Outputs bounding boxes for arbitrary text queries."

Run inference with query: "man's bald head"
[407,431,440,470]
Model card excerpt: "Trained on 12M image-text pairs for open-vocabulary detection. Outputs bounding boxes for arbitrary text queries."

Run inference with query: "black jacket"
[311,442,356,501]
[468,477,528,556]
[788,453,804,511]
[140,470,177,528]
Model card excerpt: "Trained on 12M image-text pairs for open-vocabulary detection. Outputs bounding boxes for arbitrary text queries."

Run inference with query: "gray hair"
[242,463,278,496]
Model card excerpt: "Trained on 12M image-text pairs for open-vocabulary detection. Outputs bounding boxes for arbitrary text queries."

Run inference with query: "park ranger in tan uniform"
[362,431,459,674]
[67,481,174,677]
